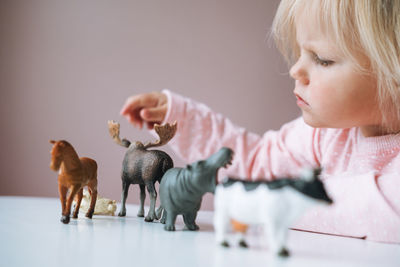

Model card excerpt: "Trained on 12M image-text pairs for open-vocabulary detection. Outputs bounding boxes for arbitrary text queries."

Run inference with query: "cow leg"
[72,188,83,219]
[213,210,231,247]
[160,209,167,224]
[155,205,163,220]
[137,184,145,217]
[183,212,199,231]
[265,222,290,257]
[118,181,130,217]
[144,182,157,222]
[164,210,177,231]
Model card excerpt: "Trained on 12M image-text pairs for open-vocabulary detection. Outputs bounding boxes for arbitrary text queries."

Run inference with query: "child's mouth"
[294,93,309,107]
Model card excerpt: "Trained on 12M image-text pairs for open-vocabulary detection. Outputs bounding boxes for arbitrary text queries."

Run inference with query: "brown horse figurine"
[49,140,98,224]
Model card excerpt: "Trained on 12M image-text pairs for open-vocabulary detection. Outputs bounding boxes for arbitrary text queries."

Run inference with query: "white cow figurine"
[213,168,333,257]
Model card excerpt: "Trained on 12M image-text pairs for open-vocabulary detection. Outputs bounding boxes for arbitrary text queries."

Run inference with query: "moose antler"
[144,121,177,149]
[108,120,131,148]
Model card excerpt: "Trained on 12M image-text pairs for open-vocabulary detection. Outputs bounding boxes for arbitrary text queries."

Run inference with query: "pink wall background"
[0,0,299,210]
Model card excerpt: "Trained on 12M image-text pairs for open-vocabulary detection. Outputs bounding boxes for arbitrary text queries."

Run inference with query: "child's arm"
[157,90,321,180]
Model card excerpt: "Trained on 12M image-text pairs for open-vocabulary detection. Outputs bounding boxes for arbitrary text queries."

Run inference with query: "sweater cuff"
[161,89,185,125]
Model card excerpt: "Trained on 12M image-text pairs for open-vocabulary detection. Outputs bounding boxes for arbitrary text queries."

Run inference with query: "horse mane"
[51,140,81,171]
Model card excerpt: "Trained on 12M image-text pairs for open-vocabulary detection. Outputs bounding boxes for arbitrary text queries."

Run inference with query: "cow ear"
[49,140,56,144]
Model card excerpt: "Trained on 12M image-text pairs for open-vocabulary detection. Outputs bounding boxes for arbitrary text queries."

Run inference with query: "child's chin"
[301,114,325,128]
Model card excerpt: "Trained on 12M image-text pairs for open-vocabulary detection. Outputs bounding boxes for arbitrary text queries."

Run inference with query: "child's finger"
[120,96,140,116]
[140,106,167,123]
[120,94,156,116]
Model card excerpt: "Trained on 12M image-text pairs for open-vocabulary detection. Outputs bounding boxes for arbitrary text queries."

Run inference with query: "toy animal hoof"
[278,248,290,257]
[239,240,248,248]
[72,214,78,219]
[144,216,154,222]
[220,241,230,247]
[85,213,93,219]
[164,225,176,231]
[118,211,126,217]
[61,215,70,224]
[137,211,144,217]
[185,224,199,231]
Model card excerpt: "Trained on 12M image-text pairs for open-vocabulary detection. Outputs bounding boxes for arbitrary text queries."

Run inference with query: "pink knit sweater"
[160,89,400,243]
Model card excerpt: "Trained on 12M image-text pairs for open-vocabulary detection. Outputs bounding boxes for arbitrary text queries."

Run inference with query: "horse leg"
[86,186,97,219]
[118,181,130,217]
[72,188,83,219]
[144,182,157,222]
[183,212,199,231]
[137,184,146,217]
[63,185,80,224]
[58,184,68,223]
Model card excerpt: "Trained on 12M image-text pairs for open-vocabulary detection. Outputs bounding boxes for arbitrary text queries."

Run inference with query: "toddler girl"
[120,0,400,243]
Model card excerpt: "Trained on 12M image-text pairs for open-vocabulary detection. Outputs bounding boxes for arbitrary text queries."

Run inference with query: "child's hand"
[120,92,168,130]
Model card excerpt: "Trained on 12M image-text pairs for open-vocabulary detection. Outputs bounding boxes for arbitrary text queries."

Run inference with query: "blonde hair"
[272,0,400,131]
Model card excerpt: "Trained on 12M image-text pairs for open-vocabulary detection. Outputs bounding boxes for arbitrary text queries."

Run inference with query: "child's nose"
[290,59,309,85]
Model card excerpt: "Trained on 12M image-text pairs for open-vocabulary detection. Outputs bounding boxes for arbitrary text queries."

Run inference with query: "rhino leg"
[183,212,199,231]
[164,210,177,231]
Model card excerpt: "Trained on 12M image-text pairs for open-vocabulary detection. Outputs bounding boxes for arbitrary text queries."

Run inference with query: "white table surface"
[0,196,399,267]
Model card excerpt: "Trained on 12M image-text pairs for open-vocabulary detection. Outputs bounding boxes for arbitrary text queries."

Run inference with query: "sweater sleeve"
[160,89,321,180]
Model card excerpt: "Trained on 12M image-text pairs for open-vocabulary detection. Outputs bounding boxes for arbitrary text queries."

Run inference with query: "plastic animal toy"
[213,168,333,257]
[159,147,234,231]
[49,140,98,224]
[74,189,117,216]
[108,120,177,222]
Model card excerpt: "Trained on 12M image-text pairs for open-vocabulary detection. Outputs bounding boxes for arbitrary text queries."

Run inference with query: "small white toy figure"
[213,168,333,257]
[75,189,117,216]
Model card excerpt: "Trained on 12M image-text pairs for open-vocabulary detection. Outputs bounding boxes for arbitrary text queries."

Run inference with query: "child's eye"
[312,53,334,67]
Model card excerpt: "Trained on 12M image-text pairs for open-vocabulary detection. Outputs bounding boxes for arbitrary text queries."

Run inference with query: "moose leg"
[137,184,146,217]
[72,188,83,219]
[164,210,177,231]
[183,212,199,231]
[118,181,130,217]
[58,184,68,223]
[63,186,80,224]
[144,182,157,222]
[86,187,97,219]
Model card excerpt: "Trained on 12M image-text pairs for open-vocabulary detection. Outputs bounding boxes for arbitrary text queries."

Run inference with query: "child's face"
[289,11,382,135]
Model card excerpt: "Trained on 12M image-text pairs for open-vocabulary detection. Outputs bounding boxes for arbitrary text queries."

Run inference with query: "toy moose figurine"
[213,168,333,257]
[108,120,177,222]
[49,140,98,224]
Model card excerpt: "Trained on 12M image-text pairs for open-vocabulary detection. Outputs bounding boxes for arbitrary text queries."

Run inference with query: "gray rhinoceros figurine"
[158,147,234,231]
